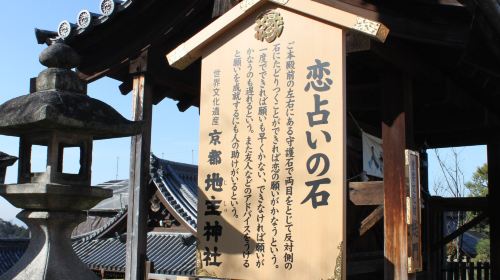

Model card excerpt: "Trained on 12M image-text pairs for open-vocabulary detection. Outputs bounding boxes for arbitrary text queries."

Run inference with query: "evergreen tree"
[464,163,489,262]
[465,163,488,197]
[0,218,29,238]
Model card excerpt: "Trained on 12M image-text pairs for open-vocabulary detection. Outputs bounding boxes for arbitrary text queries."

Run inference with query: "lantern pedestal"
[0,182,111,279]
[0,42,142,279]
[0,211,97,280]
[0,183,111,211]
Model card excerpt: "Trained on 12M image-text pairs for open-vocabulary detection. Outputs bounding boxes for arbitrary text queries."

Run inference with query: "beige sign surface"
[197,4,346,279]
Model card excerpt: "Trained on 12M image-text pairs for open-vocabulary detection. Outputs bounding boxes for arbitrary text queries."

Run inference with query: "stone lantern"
[0,43,142,280]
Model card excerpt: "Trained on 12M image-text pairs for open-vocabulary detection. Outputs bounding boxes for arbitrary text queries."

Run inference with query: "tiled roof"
[91,179,129,212]
[0,233,196,276]
[443,213,486,257]
[36,0,136,44]
[0,239,28,276]
[72,208,128,242]
[79,153,198,234]
[75,153,199,238]
[150,154,198,232]
[73,232,196,275]
[0,155,200,276]
[34,0,213,108]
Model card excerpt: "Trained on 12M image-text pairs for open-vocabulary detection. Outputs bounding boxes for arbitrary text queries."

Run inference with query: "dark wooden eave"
[323,0,470,47]
[337,0,500,148]
[39,0,215,108]
[37,0,500,147]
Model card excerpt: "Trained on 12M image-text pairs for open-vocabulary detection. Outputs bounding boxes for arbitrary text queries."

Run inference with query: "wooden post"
[382,73,415,280]
[18,136,31,184]
[0,168,5,184]
[420,150,431,278]
[487,142,499,280]
[468,261,474,280]
[428,202,443,280]
[125,50,152,280]
[144,260,152,280]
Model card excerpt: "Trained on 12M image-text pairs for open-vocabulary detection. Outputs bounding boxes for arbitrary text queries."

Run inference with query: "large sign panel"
[197,4,346,279]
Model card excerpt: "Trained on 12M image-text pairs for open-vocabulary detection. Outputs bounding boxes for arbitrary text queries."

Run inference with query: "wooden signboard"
[405,150,423,273]
[167,1,388,279]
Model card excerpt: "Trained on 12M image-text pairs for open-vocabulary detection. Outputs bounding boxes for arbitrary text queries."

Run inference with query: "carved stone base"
[0,211,98,280]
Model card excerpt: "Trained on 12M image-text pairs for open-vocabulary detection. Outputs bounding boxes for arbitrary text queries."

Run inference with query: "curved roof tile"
[73,232,196,275]
[150,154,198,232]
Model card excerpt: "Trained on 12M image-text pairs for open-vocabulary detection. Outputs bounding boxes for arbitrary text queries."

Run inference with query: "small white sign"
[362,131,383,178]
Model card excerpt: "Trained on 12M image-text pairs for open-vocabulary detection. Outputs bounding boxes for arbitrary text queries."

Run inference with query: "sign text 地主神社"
[167,1,389,279]
[197,6,346,280]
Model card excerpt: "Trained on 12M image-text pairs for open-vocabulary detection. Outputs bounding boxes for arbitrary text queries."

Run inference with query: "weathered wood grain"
[349,181,384,205]
[360,205,384,236]
[125,51,153,280]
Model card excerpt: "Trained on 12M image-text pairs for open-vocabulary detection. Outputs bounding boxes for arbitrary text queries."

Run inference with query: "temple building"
[0,155,197,279]
[1,0,500,279]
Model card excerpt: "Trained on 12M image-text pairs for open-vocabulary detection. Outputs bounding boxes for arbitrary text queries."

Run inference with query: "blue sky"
[0,1,200,224]
[0,1,487,224]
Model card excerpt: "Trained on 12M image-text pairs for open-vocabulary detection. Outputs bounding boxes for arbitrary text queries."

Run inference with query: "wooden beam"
[432,211,488,250]
[125,51,152,280]
[347,258,384,276]
[212,0,239,18]
[322,0,468,47]
[119,79,133,95]
[371,39,443,84]
[488,142,500,280]
[428,196,489,211]
[167,0,388,69]
[349,181,384,205]
[410,0,463,6]
[420,150,429,193]
[382,72,414,280]
[144,260,153,280]
[346,31,371,53]
[76,58,130,84]
[360,205,384,236]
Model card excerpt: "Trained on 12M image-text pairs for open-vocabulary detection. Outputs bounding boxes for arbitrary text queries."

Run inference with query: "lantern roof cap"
[0,152,17,168]
[0,90,142,139]
[39,42,80,69]
[0,42,142,139]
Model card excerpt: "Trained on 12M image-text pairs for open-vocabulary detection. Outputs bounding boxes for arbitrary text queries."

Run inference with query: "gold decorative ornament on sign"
[254,10,284,43]
[329,241,344,280]
[196,250,217,278]
[352,17,381,36]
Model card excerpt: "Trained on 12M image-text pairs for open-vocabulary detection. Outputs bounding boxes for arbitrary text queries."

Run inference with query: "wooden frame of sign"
[405,150,423,273]
[167,1,388,279]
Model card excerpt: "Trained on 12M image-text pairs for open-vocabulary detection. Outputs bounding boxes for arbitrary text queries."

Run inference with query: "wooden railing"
[444,260,491,280]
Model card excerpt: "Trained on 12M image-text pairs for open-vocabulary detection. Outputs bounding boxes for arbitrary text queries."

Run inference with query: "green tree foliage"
[0,218,29,238]
[464,163,490,262]
[465,163,489,233]
[465,163,488,197]
[474,238,490,262]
